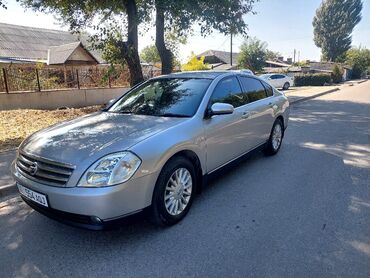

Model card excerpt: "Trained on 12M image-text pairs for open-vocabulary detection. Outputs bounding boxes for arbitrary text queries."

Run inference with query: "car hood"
[21,112,186,165]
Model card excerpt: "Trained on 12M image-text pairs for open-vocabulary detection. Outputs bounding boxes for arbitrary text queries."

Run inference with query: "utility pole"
[230,32,233,66]
[293,49,296,63]
[298,51,300,63]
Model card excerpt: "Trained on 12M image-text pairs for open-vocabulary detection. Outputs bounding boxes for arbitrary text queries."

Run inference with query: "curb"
[0,183,17,199]
[357,79,368,84]
[289,88,340,105]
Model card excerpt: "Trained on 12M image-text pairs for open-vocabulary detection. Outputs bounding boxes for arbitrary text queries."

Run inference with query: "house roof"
[197,50,239,65]
[0,22,104,64]
[48,42,99,65]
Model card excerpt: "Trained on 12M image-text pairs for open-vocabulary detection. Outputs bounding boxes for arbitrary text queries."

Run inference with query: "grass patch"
[0,106,101,151]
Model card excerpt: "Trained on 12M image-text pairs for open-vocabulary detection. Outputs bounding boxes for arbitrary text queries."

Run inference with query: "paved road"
[1,82,369,278]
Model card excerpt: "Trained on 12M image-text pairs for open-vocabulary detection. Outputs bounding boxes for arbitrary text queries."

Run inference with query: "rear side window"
[209,76,246,108]
[262,81,274,97]
[240,77,267,103]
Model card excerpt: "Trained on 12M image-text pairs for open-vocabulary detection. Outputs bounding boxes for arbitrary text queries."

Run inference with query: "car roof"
[154,71,232,80]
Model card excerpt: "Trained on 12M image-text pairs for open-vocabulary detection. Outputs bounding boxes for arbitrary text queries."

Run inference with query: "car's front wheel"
[149,156,196,226]
[264,118,284,156]
[283,82,290,90]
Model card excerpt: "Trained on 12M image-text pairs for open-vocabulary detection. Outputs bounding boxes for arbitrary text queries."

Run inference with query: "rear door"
[238,76,275,148]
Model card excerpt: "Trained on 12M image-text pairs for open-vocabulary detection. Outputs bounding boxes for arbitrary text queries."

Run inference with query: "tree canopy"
[237,37,268,73]
[152,0,257,74]
[313,0,362,61]
[19,0,258,84]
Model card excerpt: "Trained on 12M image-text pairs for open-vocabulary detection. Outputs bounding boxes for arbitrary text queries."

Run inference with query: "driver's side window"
[209,77,245,108]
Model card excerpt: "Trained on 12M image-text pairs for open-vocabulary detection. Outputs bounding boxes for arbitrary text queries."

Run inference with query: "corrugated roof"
[0,22,104,63]
[197,50,239,65]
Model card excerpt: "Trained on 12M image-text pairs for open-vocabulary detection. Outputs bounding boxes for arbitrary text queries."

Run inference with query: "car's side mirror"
[209,103,234,117]
[102,98,116,111]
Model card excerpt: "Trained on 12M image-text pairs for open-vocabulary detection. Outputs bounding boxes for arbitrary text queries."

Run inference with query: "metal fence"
[0,65,161,93]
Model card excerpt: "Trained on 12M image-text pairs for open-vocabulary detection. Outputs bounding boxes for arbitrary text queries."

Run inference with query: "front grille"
[16,151,75,187]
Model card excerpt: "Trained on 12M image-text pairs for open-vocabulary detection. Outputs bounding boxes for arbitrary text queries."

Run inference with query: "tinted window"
[277,74,286,79]
[240,77,267,103]
[209,77,245,108]
[109,78,211,117]
[270,75,278,79]
[262,81,274,97]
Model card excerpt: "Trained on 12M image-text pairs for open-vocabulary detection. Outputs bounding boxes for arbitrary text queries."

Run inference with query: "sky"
[0,0,369,62]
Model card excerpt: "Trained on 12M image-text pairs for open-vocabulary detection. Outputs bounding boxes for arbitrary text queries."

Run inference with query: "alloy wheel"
[164,168,193,216]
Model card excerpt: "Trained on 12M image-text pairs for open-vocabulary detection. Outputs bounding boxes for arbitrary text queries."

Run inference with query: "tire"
[264,118,284,156]
[283,82,290,90]
[149,156,196,226]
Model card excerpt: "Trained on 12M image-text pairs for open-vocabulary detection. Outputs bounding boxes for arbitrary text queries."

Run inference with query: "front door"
[204,76,250,172]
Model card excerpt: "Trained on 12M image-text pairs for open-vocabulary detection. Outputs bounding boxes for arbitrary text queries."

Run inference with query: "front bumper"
[12,162,159,227]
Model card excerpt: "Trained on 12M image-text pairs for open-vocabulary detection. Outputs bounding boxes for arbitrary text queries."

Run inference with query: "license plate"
[17,183,49,207]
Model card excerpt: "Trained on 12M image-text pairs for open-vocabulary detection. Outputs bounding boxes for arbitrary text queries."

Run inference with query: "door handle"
[241,111,250,119]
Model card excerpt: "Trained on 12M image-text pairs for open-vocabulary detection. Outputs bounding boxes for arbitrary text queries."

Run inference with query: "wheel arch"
[158,149,204,194]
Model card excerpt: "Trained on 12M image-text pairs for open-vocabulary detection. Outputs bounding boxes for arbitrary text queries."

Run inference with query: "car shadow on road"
[1,98,369,277]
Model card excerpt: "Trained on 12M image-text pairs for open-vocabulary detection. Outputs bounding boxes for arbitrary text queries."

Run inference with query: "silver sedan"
[12,71,289,229]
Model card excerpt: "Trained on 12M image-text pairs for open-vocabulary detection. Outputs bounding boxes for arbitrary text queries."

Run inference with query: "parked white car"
[260,74,293,90]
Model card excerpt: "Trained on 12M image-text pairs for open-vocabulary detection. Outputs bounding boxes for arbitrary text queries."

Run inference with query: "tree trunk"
[122,0,143,86]
[155,1,173,75]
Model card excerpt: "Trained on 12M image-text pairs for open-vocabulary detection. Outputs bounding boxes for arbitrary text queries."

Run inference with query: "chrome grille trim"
[16,151,75,187]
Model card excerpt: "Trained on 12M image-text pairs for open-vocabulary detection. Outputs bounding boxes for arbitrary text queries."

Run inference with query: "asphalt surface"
[1,82,369,278]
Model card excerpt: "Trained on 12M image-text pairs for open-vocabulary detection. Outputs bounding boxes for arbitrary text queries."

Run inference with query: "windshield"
[109,78,212,117]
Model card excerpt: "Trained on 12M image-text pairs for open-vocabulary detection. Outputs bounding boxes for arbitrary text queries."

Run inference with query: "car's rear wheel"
[149,156,196,226]
[283,82,290,90]
[264,118,284,156]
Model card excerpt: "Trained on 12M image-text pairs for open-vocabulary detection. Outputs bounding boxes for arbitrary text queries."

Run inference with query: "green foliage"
[182,53,209,71]
[313,0,362,61]
[140,45,161,64]
[238,37,267,73]
[332,65,343,83]
[294,74,332,86]
[345,47,370,79]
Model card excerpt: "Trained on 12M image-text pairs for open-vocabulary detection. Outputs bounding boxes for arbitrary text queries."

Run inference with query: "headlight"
[78,152,141,187]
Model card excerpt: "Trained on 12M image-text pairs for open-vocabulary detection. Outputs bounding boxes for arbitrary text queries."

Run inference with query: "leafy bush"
[345,48,370,79]
[182,53,209,71]
[332,65,343,83]
[294,74,331,86]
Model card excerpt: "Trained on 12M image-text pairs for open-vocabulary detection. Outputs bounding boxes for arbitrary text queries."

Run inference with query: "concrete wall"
[0,87,129,110]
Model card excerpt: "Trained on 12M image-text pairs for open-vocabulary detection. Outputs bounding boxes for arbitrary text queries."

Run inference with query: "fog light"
[90,216,102,224]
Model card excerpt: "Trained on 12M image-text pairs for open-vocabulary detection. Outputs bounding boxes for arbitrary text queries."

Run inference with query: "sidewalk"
[285,85,340,104]
[286,79,368,104]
